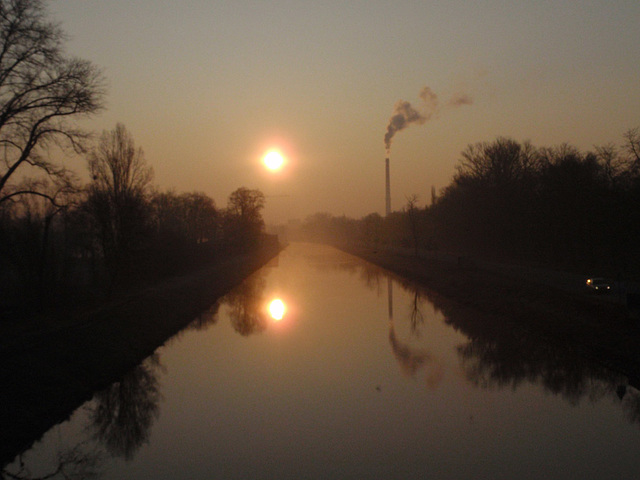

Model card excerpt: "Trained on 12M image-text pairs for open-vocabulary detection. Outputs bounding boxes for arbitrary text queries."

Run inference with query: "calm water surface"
[6,243,640,479]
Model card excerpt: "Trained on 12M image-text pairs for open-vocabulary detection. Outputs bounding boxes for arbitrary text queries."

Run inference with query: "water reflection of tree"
[88,354,163,461]
[408,289,425,335]
[162,301,222,350]
[619,387,640,424]
[189,301,220,331]
[388,325,444,389]
[224,272,268,336]
[329,258,444,388]
[2,355,164,479]
[2,442,102,480]
[387,279,444,389]
[457,336,614,404]
[334,252,640,426]
[355,261,430,334]
[424,288,640,425]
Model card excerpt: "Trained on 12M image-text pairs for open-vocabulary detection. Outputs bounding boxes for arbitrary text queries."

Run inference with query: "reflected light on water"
[9,243,640,479]
[268,298,286,321]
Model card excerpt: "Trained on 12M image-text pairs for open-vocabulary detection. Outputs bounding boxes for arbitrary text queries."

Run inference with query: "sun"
[263,150,285,171]
[268,298,286,321]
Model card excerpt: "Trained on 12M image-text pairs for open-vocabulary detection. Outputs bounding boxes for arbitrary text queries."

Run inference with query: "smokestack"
[385,157,391,216]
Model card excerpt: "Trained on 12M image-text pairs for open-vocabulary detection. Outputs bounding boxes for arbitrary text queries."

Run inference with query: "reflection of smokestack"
[385,157,391,216]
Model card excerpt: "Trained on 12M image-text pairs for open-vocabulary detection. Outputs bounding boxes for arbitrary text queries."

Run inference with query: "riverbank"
[338,244,640,380]
[0,243,282,467]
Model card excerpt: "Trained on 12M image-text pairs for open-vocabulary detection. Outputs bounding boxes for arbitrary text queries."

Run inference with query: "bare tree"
[623,127,640,171]
[594,143,625,187]
[227,187,265,222]
[87,124,152,202]
[456,137,537,186]
[151,190,216,244]
[224,187,265,251]
[0,175,80,307]
[405,194,420,257]
[182,191,218,244]
[0,0,105,205]
[147,190,219,274]
[86,123,153,285]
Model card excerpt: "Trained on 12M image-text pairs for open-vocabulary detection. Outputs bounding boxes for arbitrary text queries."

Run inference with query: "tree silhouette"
[224,272,268,336]
[85,123,153,286]
[0,0,105,206]
[223,187,265,252]
[88,355,162,461]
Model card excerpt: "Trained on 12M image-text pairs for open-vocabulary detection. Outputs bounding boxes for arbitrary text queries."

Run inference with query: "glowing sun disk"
[263,151,285,171]
[268,298,286,321]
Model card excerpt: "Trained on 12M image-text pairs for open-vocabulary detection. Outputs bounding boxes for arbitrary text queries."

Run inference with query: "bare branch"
[623,127,640,168]
[0,0,106,201]
[0,187,60,206]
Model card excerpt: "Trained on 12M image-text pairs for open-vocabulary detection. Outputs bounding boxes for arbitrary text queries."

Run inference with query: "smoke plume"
[448,93,473,107]
[384,86,472,153]
[384,86,438,153]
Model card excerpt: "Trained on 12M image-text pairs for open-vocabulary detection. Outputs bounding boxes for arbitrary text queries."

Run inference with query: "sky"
[50,0,640,224]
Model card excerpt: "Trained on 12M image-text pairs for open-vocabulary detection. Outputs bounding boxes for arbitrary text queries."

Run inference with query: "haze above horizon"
[52,0,640,224]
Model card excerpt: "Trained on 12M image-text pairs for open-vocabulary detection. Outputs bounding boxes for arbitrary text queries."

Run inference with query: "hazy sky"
[51,1,640,224]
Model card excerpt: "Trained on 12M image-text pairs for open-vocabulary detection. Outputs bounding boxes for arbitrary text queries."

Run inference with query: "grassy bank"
[0,243,282,467]
[338,244,640,380]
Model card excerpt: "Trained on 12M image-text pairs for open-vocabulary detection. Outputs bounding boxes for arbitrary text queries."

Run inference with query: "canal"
[5,243,640,479]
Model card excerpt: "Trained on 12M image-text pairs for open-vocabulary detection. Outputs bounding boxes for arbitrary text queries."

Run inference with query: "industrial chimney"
[385,157,391,216]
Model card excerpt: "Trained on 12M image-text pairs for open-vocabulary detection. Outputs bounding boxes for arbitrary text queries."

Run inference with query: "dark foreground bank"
[0,243,282,467]
[338,244,640,381]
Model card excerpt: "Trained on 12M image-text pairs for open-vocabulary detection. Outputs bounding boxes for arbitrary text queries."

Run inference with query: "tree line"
[293,128,640,277]
[0,0,269,311]
[1,121,268,309]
